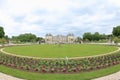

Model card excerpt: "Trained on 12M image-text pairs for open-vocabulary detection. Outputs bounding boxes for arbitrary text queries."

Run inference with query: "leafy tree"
[83,32,92,41]
[18,33,37,42]
[75,37,82,43]
[36,37,45,44]
[112,26,120,37]
[12,36,18,41]
[83,32,110,42]
[4,35,9,43]
[0,38,6,44]
[92,32,100,41]
[0,26,5,38]
[100,34,106,40]
[113,37,119,45]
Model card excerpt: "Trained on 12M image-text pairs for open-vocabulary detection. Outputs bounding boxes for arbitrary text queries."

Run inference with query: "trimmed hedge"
[0,48,120,73]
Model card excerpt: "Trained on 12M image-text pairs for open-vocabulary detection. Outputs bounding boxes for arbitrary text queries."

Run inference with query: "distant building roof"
[46,33,52,36]
[67,33,74,36]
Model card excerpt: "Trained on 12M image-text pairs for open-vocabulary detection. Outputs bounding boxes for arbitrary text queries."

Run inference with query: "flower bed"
[0,48,120,73]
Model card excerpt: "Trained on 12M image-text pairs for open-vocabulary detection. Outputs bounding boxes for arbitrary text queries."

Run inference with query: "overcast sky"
[0,0,120,37]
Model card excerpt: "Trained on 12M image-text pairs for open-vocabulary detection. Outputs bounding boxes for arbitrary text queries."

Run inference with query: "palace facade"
[45,33,75,44]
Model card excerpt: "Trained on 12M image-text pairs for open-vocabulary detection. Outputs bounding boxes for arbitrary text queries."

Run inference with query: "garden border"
[0,45,120,73]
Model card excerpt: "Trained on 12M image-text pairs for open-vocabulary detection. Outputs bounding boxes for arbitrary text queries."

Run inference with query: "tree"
[92,32,100,41]
[112,26,120,37]
[18,33,37,42]
[75,37,82,43]
[83,32,92,41]
[0,38,6,44]
[0,26,5,38]
[36,37,45,44]
[4,35,9,43]
[11,36,19,41]
[100,34,106,40]
[113,37,119,45]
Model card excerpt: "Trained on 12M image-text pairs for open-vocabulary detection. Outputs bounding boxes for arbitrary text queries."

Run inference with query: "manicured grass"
[0,64,120,80]
[1,44,120,80]
[4,44,117,58]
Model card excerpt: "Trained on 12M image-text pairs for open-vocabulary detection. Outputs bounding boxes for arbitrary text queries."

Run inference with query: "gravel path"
[93,71,120,80]
[0,72,24,80]
[0,71,120,80]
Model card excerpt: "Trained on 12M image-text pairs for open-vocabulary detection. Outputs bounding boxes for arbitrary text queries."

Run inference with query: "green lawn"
[1,44,120,80]
[4,44,117,58]
[0,64,120,80]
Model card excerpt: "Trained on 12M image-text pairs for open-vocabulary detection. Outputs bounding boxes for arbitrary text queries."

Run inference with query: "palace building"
[45,33,75,44]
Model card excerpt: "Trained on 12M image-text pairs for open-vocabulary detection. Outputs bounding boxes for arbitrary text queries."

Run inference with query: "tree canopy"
[83,32,108,41]
[92,32,100,41]
[18,33,37,42]
[83,32,92,41]
[112,25,120,37]
[75,37,82,43]
[0,26,5,38]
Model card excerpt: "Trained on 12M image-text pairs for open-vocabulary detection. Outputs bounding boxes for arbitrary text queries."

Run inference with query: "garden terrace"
[0,44,120,73]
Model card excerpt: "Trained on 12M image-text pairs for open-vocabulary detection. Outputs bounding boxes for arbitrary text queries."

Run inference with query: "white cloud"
[108,0,120,7]
[0,0,120,37]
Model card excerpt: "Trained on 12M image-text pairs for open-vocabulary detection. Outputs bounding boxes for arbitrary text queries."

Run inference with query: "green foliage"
[4,35,9,43]
[36,37,45,43]
[100,34,106,39]
[0,26,5,38]
[0,64,120,80]
[112,25,120,37]
[92,32,100,41]
[0,38,6,44]
[18,33,37,42]
[83,32,92,41]
[0,47,120,73]
[0,26,9,44]
[75,37,82,43]
[83,32,108,42]
[113,37,120,44]
[11,36,17,41]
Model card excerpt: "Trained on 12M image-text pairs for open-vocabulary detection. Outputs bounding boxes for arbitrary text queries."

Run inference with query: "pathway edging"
[93,70,120,80]
[0,72,25,80]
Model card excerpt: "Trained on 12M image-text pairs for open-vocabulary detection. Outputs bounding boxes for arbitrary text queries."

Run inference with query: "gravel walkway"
[0,71,120,80]
[93,71,120,80]
[0,72,24,80]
